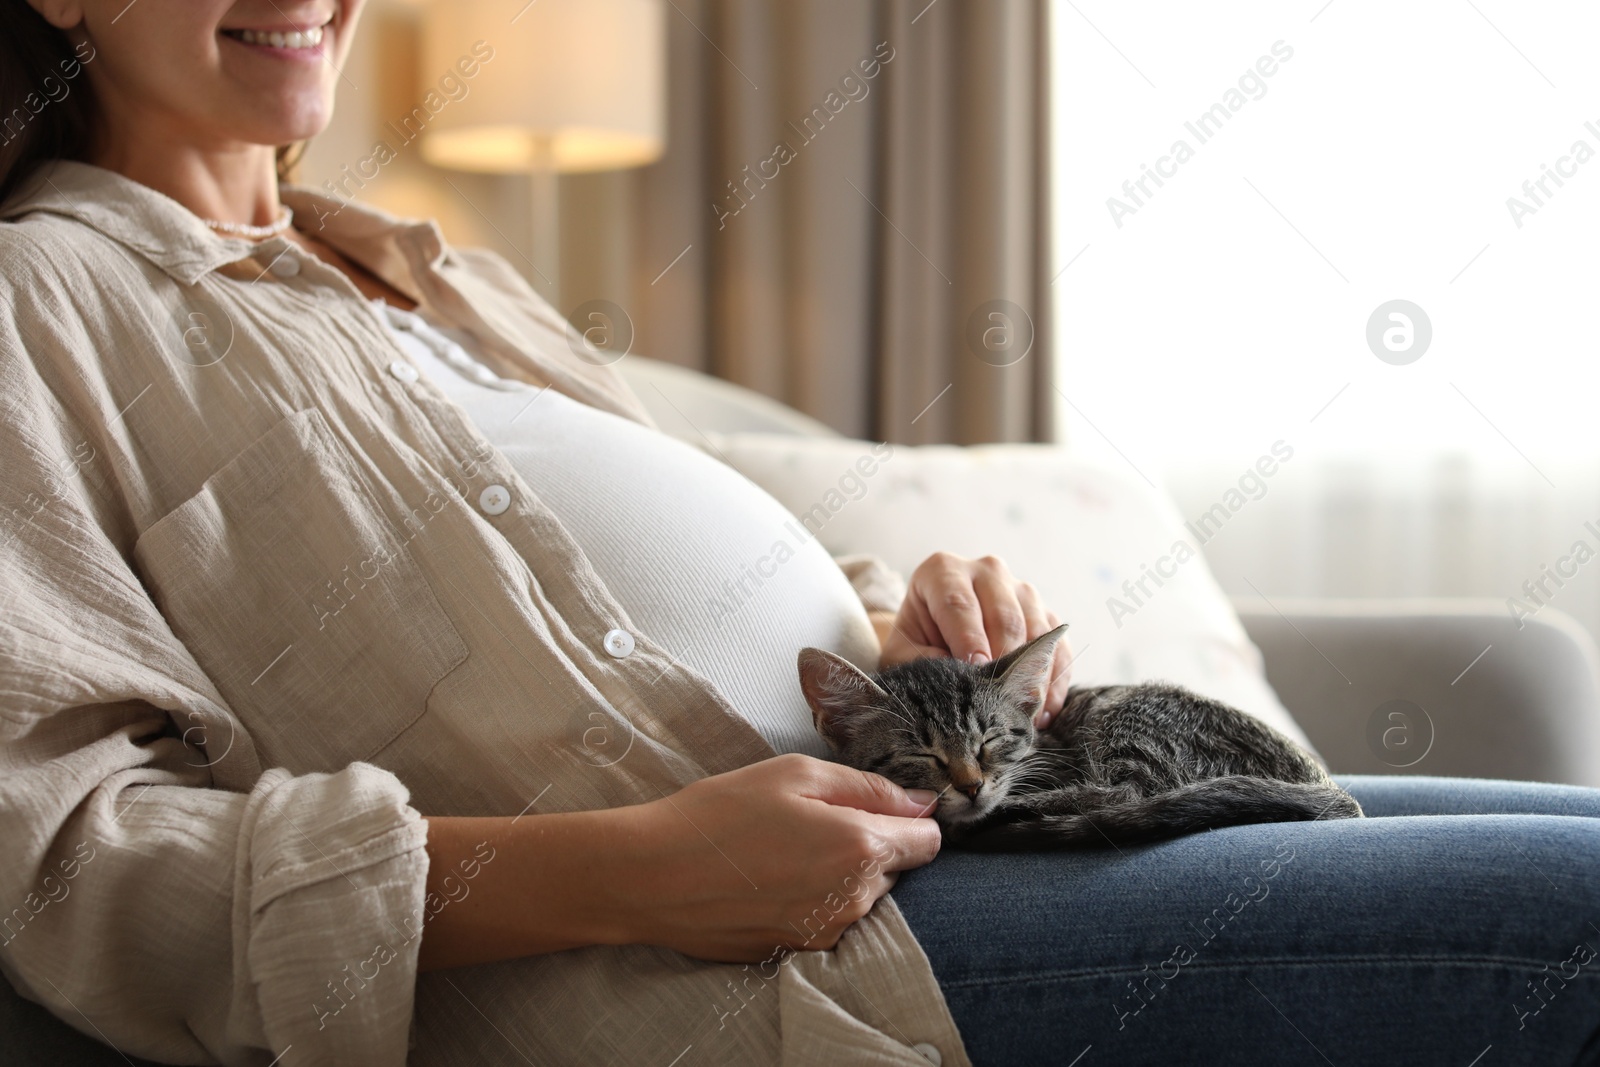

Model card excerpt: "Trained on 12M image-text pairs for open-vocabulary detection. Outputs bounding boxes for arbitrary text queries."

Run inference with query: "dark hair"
[0,0,299,208]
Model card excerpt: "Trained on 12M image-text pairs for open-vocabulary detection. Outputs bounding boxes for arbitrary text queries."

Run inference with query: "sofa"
[9,357,1600,1065]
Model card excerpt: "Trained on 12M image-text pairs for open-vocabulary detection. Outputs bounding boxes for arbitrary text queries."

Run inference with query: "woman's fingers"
[787,762,942,870]
[879,602,947,667]
[971,557,1028,663]
[863,814,943,872]
[915,555,993,664]
[876,591,946,664]
[800,761,940,819]
[1016,582,1053,640]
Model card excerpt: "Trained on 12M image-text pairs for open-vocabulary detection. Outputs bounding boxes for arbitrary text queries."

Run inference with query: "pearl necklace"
[202,206,294,240]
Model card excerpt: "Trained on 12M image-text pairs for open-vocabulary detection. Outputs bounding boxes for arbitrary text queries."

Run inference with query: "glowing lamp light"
[419,0,667,176]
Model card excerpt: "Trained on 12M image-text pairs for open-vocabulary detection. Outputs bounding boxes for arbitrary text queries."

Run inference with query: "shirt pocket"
[133,408,468,774]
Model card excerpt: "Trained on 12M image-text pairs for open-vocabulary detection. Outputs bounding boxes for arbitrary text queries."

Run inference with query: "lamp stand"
[529,168,560,310]
[528,131,561,310]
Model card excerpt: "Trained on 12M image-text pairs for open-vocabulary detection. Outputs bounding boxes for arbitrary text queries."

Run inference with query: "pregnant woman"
[3,1,1599,1065]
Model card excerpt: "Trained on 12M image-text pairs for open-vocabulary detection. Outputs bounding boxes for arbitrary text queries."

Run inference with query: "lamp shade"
[419,0,666,174]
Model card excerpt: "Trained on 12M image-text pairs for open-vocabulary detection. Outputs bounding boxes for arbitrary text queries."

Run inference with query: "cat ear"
[991,623,1069,715]
[797,648,891,748]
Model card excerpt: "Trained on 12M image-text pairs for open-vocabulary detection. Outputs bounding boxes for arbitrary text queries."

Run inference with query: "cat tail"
[960,777,1363,851]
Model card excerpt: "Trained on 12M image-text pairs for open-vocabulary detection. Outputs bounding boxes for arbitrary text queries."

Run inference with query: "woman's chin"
[216,56,340,136]
[214,93,333,150]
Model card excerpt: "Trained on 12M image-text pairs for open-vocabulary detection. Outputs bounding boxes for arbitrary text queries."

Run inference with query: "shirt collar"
[278,181,447,305]
[1,160,260,284]
[1,160,445,297]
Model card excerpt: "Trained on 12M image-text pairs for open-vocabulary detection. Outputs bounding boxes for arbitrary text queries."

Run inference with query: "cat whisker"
[913,784,953,818]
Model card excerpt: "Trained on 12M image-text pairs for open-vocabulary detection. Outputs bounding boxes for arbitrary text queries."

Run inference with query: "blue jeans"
[893,777,1600,1066]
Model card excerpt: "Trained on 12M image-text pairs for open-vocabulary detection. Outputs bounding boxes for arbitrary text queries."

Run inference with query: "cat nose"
[954,779,983,800]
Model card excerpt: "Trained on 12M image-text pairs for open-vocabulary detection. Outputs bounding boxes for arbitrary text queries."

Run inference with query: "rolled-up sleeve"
[2,748,426,1065]
[832,553,907,617]
[0,315,429,1066]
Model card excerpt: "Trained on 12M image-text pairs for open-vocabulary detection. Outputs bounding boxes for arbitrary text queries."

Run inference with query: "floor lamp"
[419,0,667,312]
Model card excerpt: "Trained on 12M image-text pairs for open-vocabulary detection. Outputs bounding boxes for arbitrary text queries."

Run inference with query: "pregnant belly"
[457,385,878,758]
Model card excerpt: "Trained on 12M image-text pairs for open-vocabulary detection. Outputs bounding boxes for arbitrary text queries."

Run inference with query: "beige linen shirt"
[0,162,969,1067]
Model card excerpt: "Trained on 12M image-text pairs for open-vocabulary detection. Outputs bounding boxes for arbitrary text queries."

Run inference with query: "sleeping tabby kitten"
[798,624,1361,849]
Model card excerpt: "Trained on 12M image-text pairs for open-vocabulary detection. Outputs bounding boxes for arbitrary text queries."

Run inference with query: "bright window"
[1050,0,1600,475]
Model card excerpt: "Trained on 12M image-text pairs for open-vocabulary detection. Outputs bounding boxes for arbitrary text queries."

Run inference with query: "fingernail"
[1036,711,1052,729]
[968,652,990,665]
[906,788,940,809]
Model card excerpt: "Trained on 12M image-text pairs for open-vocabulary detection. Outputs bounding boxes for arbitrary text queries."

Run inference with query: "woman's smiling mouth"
[219,18,332,53]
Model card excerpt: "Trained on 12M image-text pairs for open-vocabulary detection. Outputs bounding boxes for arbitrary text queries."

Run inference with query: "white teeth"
[230,25,324,48]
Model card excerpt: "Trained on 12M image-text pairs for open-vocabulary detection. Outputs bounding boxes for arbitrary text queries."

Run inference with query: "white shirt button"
[603,629,635,659]
[268,252,301,278]
[388,360,420,383]
[478,484,512,516]
[911,1043,942,1066]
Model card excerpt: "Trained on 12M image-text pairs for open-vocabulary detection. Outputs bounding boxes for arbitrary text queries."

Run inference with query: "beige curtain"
[561,0,1054,444]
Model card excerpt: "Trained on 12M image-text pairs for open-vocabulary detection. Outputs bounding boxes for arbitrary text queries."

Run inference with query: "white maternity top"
[375,300,877,758]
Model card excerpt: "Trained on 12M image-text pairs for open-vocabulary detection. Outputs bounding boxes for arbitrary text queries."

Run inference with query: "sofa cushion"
[708,434,1313,751]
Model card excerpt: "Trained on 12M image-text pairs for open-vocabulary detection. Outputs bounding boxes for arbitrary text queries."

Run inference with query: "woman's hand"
[605,754,942,962]
[419,755,940,970]
[874,552,1073,727]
